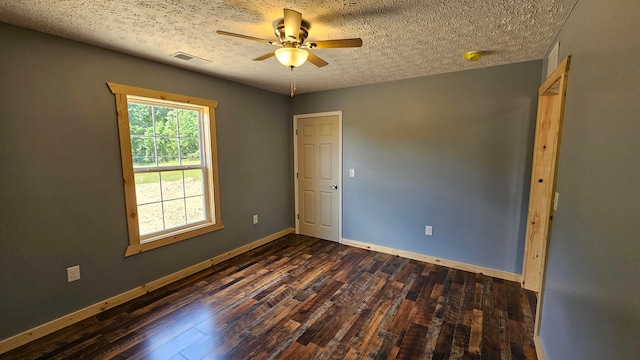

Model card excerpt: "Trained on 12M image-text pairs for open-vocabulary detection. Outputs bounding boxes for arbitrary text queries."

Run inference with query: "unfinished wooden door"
[522,56,571,292]
[295,113,341,242]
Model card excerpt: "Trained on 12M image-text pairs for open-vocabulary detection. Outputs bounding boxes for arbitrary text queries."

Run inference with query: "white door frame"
[293,111,343,242]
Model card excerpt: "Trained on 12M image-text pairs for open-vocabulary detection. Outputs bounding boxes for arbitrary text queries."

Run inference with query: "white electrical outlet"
[67,265,80,282]
[425,225,433,236]
[253,214,259,224]
[349,168,355,177]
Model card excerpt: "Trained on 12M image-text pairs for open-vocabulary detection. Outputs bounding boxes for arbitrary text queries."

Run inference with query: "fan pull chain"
[290,66,297,97]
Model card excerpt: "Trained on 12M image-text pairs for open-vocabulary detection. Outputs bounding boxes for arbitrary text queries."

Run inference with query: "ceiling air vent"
[173,53,193,61]
[169,52,212,65]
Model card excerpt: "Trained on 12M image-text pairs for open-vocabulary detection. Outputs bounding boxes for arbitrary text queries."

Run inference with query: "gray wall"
[0,23,293,339]
[291,61,541,274]
[538,0,640,358]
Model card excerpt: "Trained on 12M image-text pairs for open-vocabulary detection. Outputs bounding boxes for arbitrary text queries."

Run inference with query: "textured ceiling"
[0,0,577,95]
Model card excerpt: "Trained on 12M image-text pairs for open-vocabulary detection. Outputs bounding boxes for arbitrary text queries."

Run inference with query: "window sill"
[124,221,224,257]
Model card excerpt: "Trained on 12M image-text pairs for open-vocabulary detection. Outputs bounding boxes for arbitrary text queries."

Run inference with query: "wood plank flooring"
[1,234,538,359]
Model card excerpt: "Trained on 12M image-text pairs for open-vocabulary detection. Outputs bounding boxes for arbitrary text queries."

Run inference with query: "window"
[108,83,223,256]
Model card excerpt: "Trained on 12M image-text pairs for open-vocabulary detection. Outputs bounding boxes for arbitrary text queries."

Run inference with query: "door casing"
[521,56,571,340]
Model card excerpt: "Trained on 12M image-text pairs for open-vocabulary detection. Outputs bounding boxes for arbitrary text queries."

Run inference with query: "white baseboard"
[340,238,521,282]
[0,228,295,355]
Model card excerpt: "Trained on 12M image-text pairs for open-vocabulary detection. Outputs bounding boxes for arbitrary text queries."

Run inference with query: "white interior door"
[295,113,341,242]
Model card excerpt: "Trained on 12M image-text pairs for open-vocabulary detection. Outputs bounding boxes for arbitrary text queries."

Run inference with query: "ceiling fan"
[217,8,363,69]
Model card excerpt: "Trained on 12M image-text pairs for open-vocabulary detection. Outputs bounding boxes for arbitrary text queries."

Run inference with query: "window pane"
[135,172,161,204]
[161,171,184,201]
[163,199,186,229]
[184,169,204,197]
[128,103,152,136]
[178,109,200,138]
[186,196,205,223]
[180,138,200,165]
[131,136,156,167]
[153,106,178,137]
[178,109,201,165]
[155,138,179,166]
[138,203,164,236]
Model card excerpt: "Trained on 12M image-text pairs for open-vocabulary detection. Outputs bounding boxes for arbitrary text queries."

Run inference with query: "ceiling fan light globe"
[275,47,308,67]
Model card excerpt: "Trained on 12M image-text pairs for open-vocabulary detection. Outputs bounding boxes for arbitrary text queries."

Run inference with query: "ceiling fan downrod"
[290,67,297,97]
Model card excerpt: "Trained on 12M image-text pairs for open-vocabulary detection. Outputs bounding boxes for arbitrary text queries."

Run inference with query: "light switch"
[349,168,355,177]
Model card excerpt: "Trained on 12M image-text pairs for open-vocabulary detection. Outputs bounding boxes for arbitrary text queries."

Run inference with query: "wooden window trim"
[108,83,224,256]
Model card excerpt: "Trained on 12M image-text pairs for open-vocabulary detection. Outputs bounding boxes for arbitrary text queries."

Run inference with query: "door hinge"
[296,172,298,179]
[295,129,298,135]
[297,213,299,219]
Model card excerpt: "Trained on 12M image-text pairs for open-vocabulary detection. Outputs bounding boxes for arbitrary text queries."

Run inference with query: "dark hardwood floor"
[1,234,538,360]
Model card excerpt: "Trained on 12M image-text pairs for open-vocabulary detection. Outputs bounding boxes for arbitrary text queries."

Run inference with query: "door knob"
[330,185,338,189]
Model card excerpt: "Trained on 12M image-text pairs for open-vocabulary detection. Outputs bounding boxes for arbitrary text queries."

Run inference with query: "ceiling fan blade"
[253,52,276,61]
[283,8,302,42]
[307,38,363,49]
[216,30,272,43]
[307,52,328,67]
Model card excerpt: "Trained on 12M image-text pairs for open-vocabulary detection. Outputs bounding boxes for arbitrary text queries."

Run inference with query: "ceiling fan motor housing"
[275,19,310,45]
[216,8,361,69]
